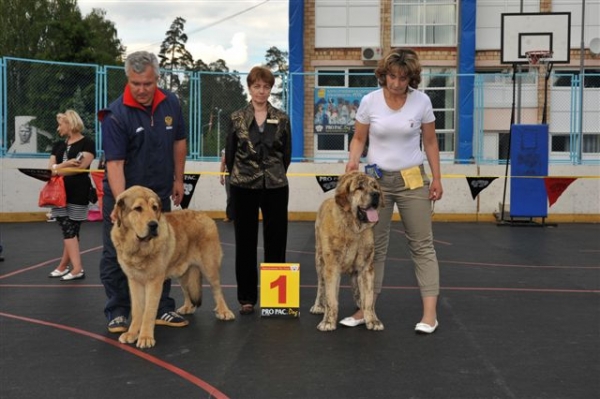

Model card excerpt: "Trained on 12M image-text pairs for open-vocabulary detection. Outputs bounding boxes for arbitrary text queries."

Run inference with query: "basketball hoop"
[525,50,553,74]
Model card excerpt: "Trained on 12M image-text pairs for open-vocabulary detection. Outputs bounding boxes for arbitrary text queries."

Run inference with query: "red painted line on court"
[0,311,229,399]
[2,282,597,294]
[291,284,600,294]
[0,258,61,279]
[0,246,103,280]
[383,256,600,270]
[439,259,600,270]
[288,249,599,269]
[1,283,597,294]
[380,285,600,294]
[0,283,239,288]
[439,286,600,293]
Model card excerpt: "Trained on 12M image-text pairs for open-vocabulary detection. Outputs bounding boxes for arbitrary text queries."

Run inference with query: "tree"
[176,58,247,157]
[158,17,194,92]
[264,46,289,108]
[36,0,88,62]
[81,9,126,65]
[0,0,125,152]
[0,0,124,64]
[265,46,289,73]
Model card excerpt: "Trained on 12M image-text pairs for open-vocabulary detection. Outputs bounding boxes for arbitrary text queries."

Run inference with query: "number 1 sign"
[260,263,300,318]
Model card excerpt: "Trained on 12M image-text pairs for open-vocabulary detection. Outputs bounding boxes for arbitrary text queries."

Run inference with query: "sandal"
[49,268,69,278]
[239,304,255,315]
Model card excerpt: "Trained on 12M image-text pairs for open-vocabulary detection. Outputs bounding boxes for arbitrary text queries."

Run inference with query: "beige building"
[291,0,600,163]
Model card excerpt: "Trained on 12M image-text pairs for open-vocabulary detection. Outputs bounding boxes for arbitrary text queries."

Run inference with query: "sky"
[78,0,289,72]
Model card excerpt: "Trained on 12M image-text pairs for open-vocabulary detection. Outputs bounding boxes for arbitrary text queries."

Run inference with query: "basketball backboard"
[501,12,571,64]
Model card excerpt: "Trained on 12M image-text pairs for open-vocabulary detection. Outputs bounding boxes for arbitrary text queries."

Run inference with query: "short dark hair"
[375,48,422,89]
[247,66,275,88]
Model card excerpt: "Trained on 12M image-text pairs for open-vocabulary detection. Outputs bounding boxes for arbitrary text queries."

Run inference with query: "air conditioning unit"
[361,46,383,61]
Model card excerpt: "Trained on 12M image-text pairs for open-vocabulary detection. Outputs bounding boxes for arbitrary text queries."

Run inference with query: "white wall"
[1,157,598,221]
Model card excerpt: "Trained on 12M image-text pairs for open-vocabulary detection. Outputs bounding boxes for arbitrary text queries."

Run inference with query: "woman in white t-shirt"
[342,48,443,334]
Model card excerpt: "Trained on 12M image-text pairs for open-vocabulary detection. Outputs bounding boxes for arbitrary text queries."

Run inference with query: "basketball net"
[525,50,553,76]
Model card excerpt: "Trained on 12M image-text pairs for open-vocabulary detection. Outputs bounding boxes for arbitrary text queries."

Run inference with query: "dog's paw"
[316,321,337,332]
[366,319,385,331]
[310,304,325,314]
[215,308,236,321]
[136,335,156,349]
[118,331,138,344]
[177,304,197,315]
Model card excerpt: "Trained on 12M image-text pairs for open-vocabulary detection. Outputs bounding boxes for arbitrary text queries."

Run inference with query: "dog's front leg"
[317,272,340,331]
[358,268,384,331]
[136,278,163,348]
[119,279,144,345]
[310,264,326,315]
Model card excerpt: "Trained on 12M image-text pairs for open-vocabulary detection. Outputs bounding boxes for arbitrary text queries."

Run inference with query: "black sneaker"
[107,316,128,333]
[155,311,189,327]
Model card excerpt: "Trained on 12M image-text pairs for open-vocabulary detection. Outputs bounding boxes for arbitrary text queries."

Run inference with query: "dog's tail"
[180,265,203,307]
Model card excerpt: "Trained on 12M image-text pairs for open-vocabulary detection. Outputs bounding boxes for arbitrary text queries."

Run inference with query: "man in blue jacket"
[99,51,188,333]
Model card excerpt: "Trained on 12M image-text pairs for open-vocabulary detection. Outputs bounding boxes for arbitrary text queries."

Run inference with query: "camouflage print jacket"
[225,101,292,189]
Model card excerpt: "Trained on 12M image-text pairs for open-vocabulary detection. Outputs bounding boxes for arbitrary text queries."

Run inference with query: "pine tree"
[158,17,194,92]
[264,46,289,108]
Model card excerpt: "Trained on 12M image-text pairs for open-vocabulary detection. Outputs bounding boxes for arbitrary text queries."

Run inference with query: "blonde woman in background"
[47,110,96,281]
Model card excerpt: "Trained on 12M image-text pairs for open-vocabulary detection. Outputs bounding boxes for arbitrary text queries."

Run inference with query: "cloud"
[186,32,249,67]
[79,0,288,72]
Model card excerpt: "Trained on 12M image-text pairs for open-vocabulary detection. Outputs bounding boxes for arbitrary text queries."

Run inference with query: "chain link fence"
[1,57,598,164]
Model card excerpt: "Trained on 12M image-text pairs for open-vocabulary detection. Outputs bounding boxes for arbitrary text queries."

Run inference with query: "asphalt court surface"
[0,220,599,398]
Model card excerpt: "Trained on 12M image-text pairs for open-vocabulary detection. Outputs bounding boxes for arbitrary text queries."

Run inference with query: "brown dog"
[310,171,384,331]
[111,185,235,348]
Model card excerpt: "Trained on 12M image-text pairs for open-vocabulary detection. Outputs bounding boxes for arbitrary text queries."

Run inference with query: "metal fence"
[1,57,598,164]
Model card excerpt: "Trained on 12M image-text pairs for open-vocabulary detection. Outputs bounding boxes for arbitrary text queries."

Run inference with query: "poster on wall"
[8,116,37,153]
[8,116,54,154]
[313,87,371,134]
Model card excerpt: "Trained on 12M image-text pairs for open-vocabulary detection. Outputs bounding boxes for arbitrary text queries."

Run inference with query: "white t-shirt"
[355,88,435,171]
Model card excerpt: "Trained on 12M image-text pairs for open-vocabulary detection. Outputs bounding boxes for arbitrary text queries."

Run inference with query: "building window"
[313,68,455,159]
[423,69,455,152]
[392,0,457,46]
[316,69,378,88]
[552,134,600,154]
[315,0,380,48]
[553,70,600,88]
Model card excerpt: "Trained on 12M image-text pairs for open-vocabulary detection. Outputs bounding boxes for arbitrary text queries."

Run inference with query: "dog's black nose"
[371,192,380,206]
[148,221,159,236]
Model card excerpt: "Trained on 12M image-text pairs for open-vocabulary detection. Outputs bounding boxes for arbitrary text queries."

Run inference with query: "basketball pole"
[541,61,554,125]
[578,0,586,163]
[499,63,518,222]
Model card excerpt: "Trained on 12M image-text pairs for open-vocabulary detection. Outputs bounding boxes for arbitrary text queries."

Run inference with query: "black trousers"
[230,185,289,305]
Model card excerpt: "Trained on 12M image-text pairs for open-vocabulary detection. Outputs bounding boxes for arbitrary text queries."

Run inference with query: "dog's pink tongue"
[366,208,379,222]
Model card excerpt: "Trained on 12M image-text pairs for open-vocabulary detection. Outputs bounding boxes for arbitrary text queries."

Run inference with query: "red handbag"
[38,176,67,208]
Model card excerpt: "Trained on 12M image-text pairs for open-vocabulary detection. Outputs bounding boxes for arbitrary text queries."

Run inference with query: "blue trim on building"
[457,0,476,163]
[288,0,304,161]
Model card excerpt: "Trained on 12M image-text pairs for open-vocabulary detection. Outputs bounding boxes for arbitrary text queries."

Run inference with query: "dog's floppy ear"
[114,195,126,227]
[335,173,352,212]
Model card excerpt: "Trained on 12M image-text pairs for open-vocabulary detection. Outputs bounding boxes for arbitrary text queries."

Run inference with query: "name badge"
[267,119,279,124]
